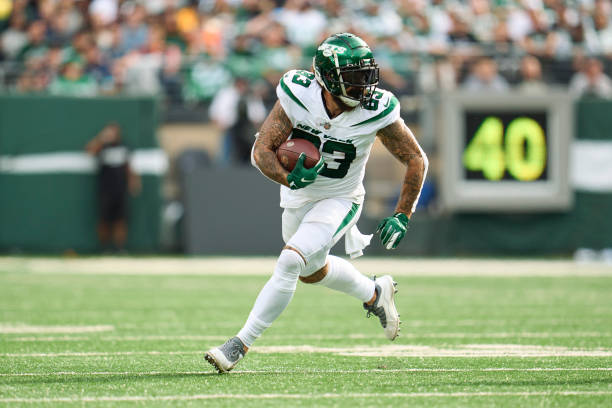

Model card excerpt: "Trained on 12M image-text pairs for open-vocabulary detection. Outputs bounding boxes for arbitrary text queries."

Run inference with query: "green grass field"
[1,257,611,407]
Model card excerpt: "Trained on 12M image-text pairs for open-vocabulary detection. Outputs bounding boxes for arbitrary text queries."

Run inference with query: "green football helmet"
[313,33,379,108]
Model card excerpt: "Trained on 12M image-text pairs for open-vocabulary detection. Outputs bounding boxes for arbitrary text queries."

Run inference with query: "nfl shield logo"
[323,123,331,130]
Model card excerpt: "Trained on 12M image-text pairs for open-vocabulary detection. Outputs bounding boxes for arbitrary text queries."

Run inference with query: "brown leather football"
[276,138,321,171]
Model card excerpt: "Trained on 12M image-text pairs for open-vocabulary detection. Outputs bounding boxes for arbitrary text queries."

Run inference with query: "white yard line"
[2,257,612,277]
[3,344,612,358]
[0,351,198,357]
[4,331,612,342]
[254,344,612,357]
[1,368,612,377]
[1,391,611,403]
[5,336,92,342]
[402,318,612,327]
[115,318,612,329]
[0,324,114,334]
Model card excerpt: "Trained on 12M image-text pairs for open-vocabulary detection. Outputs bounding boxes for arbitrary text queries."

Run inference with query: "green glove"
[287,153,325,190]
[376,212,409,250]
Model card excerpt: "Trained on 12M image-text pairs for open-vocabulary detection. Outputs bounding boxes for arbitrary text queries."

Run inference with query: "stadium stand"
[1,0,612,118]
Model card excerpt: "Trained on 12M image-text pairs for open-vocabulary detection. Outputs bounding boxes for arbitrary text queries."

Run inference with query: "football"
[276,138,321,171]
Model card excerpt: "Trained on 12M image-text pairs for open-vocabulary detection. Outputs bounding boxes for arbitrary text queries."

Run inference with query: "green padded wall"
[0,95,161,253]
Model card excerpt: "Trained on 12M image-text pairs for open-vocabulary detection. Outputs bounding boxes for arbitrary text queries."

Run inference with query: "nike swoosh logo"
[300,178,315,183]
[383,98,390,108]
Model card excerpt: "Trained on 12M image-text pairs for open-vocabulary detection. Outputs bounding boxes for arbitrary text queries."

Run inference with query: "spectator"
[318,0,349,35]
[48,60,98,96]
[160,44,184,104]
[17,20,48,62]
[469,0,497,44]
[183,54,232,102]
[47,7,80,46]
[462,57,510,91]
[224,34,263,80]
[162,8,187,51]
[427,0,453,50]
[277,0,327,48]
[46,43,64,73]
[119,2,149,54]
[16,66,50,93]
[63,29,93,64]
[84,45,113,92]
[89,0,118,26]
[120,24,165,95]
[1,12,28,59]
[353,1,403,39]
[516,55,548,93]
[258,22,300,88]
[99,23,124,61]
[448,8,479,48]
[583,2,612,57]
[209,77,266,165]
[85,123,141,253]
[569,57,612,98]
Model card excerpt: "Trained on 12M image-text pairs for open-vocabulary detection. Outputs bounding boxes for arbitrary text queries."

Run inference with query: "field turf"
[1,257,611,407]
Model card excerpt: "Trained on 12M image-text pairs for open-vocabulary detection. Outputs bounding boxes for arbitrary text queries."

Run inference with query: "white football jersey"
[276,69,400,208]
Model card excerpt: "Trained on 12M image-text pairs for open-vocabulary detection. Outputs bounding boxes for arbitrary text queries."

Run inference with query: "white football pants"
[237,198,375,347]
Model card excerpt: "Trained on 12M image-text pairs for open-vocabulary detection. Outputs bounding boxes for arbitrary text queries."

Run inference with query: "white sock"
[316,255,375,303]
[237,249,304,347]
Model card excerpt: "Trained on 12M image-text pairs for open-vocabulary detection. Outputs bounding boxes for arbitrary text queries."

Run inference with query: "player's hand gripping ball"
[377,212,410,250]
[277,139,324,190]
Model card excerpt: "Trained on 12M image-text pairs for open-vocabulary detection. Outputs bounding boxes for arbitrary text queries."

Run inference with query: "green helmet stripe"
[332,50,348,97]
[351,95,399,127]
[280,76,309,112]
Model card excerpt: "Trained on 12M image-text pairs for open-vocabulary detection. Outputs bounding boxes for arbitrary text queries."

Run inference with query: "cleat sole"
[204,353,224,374]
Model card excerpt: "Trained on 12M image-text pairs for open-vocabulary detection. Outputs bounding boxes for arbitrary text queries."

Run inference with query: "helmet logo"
[318,43,347,57]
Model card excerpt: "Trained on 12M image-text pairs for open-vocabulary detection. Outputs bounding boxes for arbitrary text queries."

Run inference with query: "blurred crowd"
[2,0,612,106]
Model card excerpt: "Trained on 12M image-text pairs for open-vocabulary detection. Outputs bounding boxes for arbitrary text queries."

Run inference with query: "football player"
[205,33,428,373]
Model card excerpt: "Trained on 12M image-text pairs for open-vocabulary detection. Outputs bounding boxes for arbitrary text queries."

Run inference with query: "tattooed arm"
[377,119,429,218]
[252,101,294,187]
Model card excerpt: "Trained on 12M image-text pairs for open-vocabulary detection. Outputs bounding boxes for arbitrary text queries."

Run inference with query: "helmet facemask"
[334,60,379,107]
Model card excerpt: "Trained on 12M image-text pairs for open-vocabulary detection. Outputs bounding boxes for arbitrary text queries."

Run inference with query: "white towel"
[345,225,373,259]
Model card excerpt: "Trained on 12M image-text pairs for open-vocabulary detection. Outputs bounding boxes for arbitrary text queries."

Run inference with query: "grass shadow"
[2,370,287,385]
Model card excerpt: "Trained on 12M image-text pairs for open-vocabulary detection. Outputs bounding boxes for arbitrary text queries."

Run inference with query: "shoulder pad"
[277,70,317,113]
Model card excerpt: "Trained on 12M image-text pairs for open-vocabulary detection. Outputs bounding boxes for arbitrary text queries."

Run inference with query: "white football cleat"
[204,337,246,373]
[363,275,400,341]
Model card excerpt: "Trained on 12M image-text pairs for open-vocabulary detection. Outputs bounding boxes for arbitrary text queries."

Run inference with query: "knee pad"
[287,222,334,268]
[272,248,305,292]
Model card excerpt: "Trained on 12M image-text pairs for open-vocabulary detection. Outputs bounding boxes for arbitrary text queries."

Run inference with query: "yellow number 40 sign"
[463,116,547,181]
